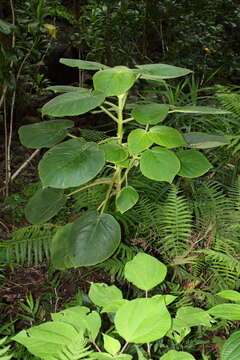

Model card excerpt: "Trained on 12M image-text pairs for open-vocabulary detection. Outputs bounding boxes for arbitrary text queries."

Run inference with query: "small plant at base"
[11,253,214,360]
[18,59,231,269]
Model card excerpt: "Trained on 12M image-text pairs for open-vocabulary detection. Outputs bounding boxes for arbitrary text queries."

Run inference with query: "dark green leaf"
[39,139,105,189]
[46,85,90,93]
[116,186,139,213]
[183,132,229,149]
[25,187,67,224]
[177,150,212,178]
[127,129,153,155]
[42,90,105,117]
[60,58,108,70]
[19,120,74,148]
[101,143,128,163]
[135,64,192,80]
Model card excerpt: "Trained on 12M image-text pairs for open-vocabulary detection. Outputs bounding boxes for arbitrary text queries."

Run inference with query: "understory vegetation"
[1,1,240,359]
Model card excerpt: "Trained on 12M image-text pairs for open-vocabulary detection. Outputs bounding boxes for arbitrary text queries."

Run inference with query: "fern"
[216,92,240,122]
[0,224,58,265]
[95,243,138,279]
[156,185,192,259]
[73,184,108,212]
[0,337,13,360]
[61,335,92,360]
[79,128,108,143]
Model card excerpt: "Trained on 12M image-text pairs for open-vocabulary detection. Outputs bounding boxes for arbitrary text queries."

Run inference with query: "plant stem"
[67,178,112,198]
[120,341,129,354]
[100,105,118,122]
[93,341,102,352]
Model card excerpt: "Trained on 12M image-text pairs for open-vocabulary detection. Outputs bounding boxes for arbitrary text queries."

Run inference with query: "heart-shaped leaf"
[131,103,169,125]
[149,126,186,148]
[25,187,67,224]
[115,298,171,343]
[39,139,105,189]
[124,253,167,291]
[183,132,229,148]
[93,66,136,96]
[127,129,153,155]
[42,90,105,117]
[60,58,108,70]
[177,150,212,178]
[140,147,180,183]
[135,64,192,80]
[51,212,121,268]
[19,120,74,148]
[101,143,128,163]
[116,186,139,213]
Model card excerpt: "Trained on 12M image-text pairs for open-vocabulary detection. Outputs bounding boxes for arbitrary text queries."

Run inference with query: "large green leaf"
[217,290,240,303]
[38,139,105,189]
[127,129,153,155]
[160,350,196,360]
[140,147,180,183]
[124,253,167,291]
[177,150,212,178]
[19,120,74,148]
[135,64,192,80]
[175,307,212,327]
[184,132,229,149]
[89,283,123,307]
[170,105,230,114]
[13,322,80,360]
[51,212,121,268]
[221,331,240,360]
[208,304,240,320]
[115,298,171,343]
[101,143,128,163]
[46,85,90,93]
[60,58,107,70]
[25,187,67,224]
[42,90,105,117]
[131,103,169,125]
[51,306,89,332]
[116,186,139,213]
[93,66,136,96]
[149,126,186,148]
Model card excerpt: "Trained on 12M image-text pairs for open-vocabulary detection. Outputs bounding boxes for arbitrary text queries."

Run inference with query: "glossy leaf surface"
[42,90,105,117]
[128,129,153,154]
[136,63,192,80]
[101,143,128,163]
[39,139,105,189]
[19,120,74,148]
[60,58,107,70]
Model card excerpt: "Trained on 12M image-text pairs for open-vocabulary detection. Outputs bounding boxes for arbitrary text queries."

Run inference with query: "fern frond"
[228,177,240,211]
[0,337,13,360]
[62,334,92,360]
[95,243,138,279]
[79,128,108,142]
[0,224,58,265]
[73,184,108,212]
[155,185,192,260]
[216,92,240,121]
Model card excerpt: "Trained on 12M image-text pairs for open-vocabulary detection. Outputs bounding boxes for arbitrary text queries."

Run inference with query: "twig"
[10,149,40,182]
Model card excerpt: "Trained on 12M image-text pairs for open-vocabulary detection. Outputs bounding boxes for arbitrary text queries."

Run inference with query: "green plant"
[12,253,215,360]
[0,336,13,360]
[12,253,240,360]
[17,59,231,269]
